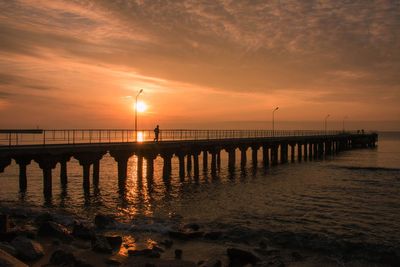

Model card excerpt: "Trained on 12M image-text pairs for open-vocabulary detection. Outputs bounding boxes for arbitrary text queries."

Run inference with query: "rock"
[291,251,304,261]
[0,214,10,233]
[227,248,260,265]
[204,231,223,240]
[11,236,44,261]
[38,221,72,241]
[128,248,160,258]
[259,240,267,250]
[94,214,116,229]
[183,223,200,231]
[267,258,285,267]
[175,249,183,259]
[253,247,280,256]
[0,248,28,267]
[199,258,222,267]
[91,235,112,254]
[72,222,95,240]
[160,239,173,248]
[151,245,164,253]
[105,235,122,251]
[0,242,17,256]
[34,212,53,225]
[49,249,76,266]
[106,255,124,266]
[169,230,204,240]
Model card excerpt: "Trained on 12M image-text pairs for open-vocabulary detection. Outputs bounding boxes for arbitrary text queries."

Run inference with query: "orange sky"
[0,0,399,130]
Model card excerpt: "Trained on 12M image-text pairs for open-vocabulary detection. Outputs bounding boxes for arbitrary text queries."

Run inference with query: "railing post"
[43,130,46,146]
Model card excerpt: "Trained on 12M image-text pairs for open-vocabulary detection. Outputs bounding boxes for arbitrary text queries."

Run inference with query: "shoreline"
[1,205,398,266]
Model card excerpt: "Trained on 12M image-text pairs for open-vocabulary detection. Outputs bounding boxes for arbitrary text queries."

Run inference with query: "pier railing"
[0,129,357,147]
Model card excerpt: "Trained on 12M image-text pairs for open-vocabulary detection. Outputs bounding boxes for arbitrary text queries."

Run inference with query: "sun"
[135,101,147,112]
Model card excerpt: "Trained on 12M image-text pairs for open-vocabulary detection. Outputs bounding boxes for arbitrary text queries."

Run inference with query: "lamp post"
[135,89,143,141]
[272,107,279,136]
[324,114,330,134]
[342,116,348,132]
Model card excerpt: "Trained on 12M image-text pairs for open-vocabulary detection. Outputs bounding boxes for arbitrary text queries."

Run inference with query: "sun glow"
[135,101,147,112]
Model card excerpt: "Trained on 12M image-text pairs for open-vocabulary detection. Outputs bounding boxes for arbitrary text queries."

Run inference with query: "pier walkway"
[0,129,378,197]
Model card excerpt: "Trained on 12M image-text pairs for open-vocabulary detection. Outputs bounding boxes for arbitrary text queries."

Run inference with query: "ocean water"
[1,132,400,253]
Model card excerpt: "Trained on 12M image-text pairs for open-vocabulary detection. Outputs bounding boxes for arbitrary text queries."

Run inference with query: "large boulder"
[38,221,72,241]
[227,248,260,266]
[34,212,53,225]
[72,222,95,240]
[0,242,17,256]
[11,236,44,261]
[94,214,116,230]
[91,235,112,254]
[169,230,203,240]
[48,249,94,267]
[0,248,28,267]
[105,235,122,251]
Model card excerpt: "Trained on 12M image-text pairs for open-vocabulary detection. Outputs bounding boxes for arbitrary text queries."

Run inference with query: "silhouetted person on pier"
[154,125,160,142]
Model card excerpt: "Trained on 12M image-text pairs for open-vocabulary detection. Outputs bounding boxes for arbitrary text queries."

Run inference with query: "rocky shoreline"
[0,205,398,267]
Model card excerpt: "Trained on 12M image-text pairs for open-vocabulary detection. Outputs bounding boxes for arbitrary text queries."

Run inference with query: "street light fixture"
[272,107,279,137]
[135,89,143,141]
[324,114,330,134]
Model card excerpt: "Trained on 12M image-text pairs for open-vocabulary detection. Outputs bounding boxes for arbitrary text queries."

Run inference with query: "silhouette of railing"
[0,129,359,147]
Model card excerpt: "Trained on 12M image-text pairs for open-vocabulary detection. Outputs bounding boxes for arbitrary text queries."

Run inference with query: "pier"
[0,129,378,198]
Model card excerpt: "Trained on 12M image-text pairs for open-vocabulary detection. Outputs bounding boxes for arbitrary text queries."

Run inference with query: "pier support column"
[226,147,236,171]
[93,159,100,187]
[178,153,185,178]
[193,152,200,177]
[161,152,173,178]
[318,143,324,158]
[271,145,279,166]
[35,156,59,198]
[251,146,259,167]
[59,155,71,186]
[216,150,221,169]
[75,152,104,192]
[110,151,134,190]
[313,143,318,159]
[304,143,308,160]
[211,150,217,174]
[262,146,269,167]
[290,144,295,162]
[186,154,192,174]
[15,157,31,192]
[0,157,11,174]
[137,155,143,179]
[297,143,302,162]
[239,146,247,167]
[145,153,156,179]
[280,143,288,164]
[309,143,313,160]
[202,150,208,170]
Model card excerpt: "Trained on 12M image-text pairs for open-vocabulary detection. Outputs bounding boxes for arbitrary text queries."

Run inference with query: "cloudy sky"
[0,0,399,129]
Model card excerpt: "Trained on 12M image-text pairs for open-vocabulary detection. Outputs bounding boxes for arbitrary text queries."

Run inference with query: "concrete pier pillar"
[145,154,156,178]
[137,155,143,178]
[178,154,185,178]
[93,159,100,187]
[240,147,247,167]
[262,146,269,167]
[226,147,236,170]
[297,143,302,162]
[35,156,58,197]
[186,154,192,173]
[109,151,133,189]
[82,163,91,192]
[162,153,173,178]
[290,144,295,162]
[309,143,313,160]
[211,151,217,173]
[217,150,221,168]
[15,157,31,192]
[251,146,258,166]
[60,160,68,185]
[280,143,288,163]
[193,152,200,177]
[203,150,208,170]
[272,145,279,166]
[318,143,324,158]
[304,143,308,160]
[313,143,318,159]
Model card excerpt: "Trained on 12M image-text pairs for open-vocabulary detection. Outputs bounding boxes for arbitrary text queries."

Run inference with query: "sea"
[1,131,400,257]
